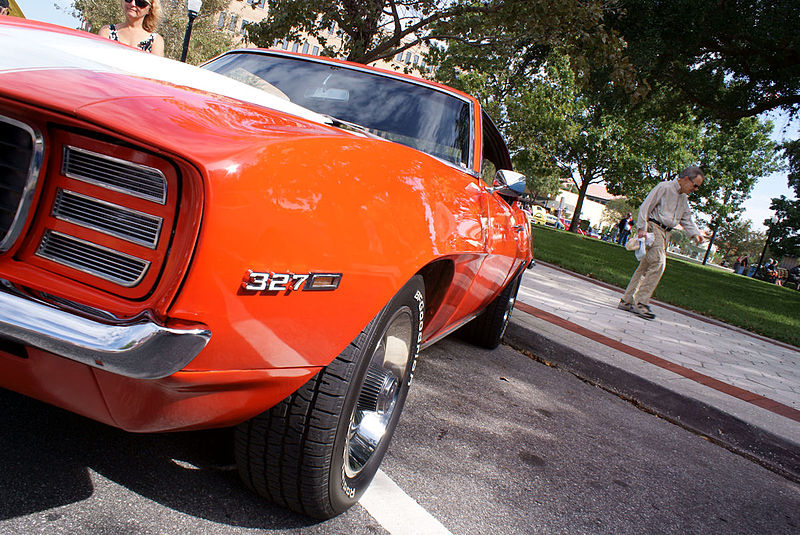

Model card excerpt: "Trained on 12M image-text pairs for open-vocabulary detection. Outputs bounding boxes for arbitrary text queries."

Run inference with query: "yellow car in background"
[529,205,548,225]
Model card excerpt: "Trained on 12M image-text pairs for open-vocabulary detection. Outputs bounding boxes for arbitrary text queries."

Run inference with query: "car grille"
[0,115,43,253]
[62,145,167,204]
[24,130,177,296]
[37,230,151,287]
[52,189,162,248]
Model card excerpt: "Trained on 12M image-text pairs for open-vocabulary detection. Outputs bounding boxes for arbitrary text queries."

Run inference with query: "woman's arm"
[151,34,164,57]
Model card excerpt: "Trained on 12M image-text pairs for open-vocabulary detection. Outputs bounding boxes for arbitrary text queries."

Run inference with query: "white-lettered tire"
[461,273,521,349]
[234,275,425,519]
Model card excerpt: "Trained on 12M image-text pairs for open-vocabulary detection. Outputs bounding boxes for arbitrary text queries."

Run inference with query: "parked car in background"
[529,205,548,225]
[546,213,566,229]
[0,19,531,519]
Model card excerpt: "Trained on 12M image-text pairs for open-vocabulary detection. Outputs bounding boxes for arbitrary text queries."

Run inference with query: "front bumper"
[0,280,210,379]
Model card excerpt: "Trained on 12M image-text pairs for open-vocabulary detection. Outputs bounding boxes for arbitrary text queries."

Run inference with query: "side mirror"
[487,169,526,197]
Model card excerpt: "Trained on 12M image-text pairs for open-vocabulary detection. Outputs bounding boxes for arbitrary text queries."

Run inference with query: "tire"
[235,275,425,519]
[461,272,521,349]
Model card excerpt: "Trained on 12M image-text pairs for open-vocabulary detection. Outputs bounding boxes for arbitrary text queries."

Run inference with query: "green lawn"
[531,225,800,347]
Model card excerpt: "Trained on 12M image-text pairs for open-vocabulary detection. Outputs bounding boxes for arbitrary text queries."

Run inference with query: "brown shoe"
[617,299,634,312]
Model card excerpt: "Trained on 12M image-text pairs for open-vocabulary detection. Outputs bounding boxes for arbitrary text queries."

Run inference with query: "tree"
[715,217,767,261]
[245,0,634,82]
[768,140,800,257]
[608,0,800,122]
[437,44,699,233]
[600,197,636,230]
[503,54,699,233]
[695,117,781,263]
[508,56,623,232]
[70,0,235,64]
[602,99,703,206]
[245,0,499,65]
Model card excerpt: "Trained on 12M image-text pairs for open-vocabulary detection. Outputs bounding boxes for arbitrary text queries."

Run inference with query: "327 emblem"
[242,271,342,292]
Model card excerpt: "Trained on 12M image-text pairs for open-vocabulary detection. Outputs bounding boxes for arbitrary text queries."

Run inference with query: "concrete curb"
[504,321,800,483]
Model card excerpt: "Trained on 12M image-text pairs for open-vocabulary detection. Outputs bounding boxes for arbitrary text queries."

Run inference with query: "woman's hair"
[142,0,162,33]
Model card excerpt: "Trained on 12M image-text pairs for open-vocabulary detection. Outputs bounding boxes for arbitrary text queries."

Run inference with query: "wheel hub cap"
[344,309,413,479]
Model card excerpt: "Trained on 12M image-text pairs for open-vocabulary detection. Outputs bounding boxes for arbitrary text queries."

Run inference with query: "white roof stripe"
[0,25,330,125]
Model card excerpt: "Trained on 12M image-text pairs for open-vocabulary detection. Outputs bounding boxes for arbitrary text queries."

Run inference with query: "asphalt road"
[1,338,798,534]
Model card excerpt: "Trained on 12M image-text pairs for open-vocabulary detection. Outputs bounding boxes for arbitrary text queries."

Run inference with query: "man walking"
[618,166,706,319]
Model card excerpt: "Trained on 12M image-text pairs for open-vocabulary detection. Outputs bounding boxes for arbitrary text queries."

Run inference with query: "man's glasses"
[124,0,151,8]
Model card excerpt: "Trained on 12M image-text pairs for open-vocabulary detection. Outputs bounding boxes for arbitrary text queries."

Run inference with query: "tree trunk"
[568,179,591,233]
[702,227,719,265]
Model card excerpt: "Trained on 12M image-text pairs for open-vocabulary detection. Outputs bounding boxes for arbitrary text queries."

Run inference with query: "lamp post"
[180,0,203,63]
[754,214,779,278]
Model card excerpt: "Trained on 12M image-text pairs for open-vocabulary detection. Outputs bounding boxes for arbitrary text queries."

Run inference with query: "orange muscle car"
[0,19,531,518]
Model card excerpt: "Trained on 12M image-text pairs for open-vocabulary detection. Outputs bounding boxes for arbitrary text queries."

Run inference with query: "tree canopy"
[695,117,780,262]
[607,0,800,122]
[768,139,800,257]
[715,216,766,261]
[245,0,504,65]
[245,0,635,85]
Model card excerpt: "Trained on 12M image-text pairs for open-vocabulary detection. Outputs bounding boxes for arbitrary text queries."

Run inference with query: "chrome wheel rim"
[499,290,517,337]
[344,307,413,479]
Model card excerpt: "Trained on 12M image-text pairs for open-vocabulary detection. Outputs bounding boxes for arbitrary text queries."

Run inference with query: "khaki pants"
[622,226,668,306]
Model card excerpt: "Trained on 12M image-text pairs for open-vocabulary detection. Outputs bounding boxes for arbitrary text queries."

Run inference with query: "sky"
[14,1,800,234]
[16,1,80,29]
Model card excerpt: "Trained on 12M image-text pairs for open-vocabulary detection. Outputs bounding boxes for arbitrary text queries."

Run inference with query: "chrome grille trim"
[0,115,44,253]
[36,230,150,287]
[62,145,167,204]
[53,189,163,249]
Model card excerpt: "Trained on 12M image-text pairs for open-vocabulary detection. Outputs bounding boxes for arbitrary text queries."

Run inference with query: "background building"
[543,183,620,231]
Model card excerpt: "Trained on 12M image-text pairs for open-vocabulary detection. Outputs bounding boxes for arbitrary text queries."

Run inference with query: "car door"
[473,112,522,299]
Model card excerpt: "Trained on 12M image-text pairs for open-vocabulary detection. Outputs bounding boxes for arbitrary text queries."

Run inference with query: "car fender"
[169,134,495,371]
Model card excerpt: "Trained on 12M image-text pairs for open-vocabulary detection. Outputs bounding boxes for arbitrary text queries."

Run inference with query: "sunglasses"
[124,0,151,8]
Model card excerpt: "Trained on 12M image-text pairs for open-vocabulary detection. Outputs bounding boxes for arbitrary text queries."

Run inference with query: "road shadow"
[0,388,320,530]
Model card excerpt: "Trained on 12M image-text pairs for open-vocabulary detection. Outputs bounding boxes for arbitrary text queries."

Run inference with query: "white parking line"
[359,470,453,535]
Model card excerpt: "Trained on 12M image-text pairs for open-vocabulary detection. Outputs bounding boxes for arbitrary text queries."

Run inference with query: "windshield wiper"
[324,116,382,138]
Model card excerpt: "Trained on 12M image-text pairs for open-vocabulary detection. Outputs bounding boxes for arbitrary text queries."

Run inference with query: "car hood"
[0,19,330,125]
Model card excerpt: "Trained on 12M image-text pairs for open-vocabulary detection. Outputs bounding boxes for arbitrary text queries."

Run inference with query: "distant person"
[0,0,10,16]
[99,0,165,56]
[739,255,749,275]
[763,258,780,284]
[616,213,633,245]
[787,265,800,288]
[618,167,706,320]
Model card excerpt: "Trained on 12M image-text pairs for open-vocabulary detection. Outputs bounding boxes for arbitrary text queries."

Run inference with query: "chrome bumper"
[0,282,211,379]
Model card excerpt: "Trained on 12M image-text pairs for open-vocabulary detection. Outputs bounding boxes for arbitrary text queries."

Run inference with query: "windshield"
[202,52,473,168]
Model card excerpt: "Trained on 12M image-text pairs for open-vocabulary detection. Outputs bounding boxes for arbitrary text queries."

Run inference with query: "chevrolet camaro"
[0,18,531,518]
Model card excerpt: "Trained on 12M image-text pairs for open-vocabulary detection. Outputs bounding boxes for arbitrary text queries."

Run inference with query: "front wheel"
[235,275,425,519]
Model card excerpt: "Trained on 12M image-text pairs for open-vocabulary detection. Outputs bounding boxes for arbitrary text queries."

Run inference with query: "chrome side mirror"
[487,169,526,197]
